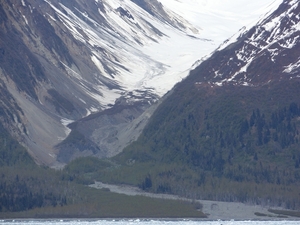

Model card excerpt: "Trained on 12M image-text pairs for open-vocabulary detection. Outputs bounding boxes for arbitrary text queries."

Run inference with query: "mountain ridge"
[0,0,201,166]
[0,0,283,166]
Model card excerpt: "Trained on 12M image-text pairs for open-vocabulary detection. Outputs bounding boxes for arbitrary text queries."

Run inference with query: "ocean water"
[0,219,299,225]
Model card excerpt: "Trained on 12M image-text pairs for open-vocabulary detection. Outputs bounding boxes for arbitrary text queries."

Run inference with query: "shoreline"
[90,181,299,221]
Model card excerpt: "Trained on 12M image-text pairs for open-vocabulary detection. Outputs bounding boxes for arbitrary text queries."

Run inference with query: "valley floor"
[89,182,298,220]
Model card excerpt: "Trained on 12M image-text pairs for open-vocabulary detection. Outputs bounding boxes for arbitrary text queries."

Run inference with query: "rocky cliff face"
[0,0,199,166]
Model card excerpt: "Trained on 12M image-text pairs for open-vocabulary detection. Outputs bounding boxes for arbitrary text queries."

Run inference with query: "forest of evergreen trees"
[101,82,300,210]
[0,122,70,212]
[0,173,67,212]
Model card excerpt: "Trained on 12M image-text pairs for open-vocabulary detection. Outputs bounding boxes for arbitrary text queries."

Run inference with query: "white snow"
[283,58,300,74]
[44,0,284,111]
[264,16,280,32]
[22,15,28,25]
[61,118,74,126]
[60,118,74,136]
[211,0,300,83]
[160,0,282,42]
[47,13,56,21]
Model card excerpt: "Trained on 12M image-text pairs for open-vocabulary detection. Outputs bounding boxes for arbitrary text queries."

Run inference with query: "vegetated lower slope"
[0,122,70,213]
[111,80,300,207]
[91,0,300,209]
[0,123,205,218]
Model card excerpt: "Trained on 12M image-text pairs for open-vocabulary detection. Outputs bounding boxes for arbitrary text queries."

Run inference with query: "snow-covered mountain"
[0,0,282,166]
[192,0,300,87]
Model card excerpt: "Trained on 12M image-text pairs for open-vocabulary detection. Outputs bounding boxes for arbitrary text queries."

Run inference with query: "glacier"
[44,0,284,106]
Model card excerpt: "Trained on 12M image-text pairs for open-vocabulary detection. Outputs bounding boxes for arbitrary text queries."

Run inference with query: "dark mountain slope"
[0,0,202,166]
[110,80,300,208]
[97,0,300,209]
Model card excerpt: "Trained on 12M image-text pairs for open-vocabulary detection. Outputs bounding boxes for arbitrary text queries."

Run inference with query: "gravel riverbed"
[89,181,296,220]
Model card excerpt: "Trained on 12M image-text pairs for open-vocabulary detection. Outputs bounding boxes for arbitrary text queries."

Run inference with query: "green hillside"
[0,123,204,218]
[91,78,300,210]
[0,122,68,213]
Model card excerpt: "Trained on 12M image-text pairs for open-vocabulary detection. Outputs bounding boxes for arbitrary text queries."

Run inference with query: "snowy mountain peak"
[195,0,300,87]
